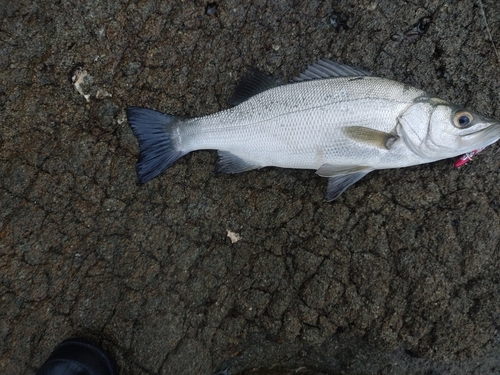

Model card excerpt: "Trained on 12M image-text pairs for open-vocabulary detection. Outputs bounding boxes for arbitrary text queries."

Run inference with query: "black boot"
[36,338,117,375]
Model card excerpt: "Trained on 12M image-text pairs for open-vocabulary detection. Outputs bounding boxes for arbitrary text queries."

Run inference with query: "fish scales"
[127,60,500,200]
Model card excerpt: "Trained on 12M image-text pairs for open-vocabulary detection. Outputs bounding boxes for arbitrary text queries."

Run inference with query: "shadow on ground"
[1,1,500,374]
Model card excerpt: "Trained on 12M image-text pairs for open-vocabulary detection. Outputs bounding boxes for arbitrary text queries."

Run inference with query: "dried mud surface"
[1,1,500,374]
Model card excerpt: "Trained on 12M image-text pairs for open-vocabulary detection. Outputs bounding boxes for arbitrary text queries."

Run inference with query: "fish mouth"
[460,123,500,151]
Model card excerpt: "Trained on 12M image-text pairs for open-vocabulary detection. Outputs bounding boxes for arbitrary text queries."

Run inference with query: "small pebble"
[206,3,218,16]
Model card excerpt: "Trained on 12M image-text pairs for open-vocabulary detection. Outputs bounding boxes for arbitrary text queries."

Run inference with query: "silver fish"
[127,60,500,200]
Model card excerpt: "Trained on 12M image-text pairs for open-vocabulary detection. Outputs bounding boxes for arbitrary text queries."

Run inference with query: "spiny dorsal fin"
[228,69,281,106]
[294,59,372,82]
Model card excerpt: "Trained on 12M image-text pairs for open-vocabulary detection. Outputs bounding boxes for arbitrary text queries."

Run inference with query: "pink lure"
[454,148,485,168]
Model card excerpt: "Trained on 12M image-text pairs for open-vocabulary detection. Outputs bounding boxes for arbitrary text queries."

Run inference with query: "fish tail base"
[127,106,185,183]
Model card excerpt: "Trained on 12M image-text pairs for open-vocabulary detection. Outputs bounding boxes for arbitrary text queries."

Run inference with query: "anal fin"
[216,151,261,173]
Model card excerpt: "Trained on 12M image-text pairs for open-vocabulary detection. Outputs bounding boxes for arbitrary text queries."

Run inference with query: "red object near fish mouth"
[454,148,485,168]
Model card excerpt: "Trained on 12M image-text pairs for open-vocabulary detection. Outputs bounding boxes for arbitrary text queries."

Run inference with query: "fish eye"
[453,111,473,128]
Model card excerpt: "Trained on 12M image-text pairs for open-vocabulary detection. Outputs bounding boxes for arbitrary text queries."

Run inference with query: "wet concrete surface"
[1,1,500,374]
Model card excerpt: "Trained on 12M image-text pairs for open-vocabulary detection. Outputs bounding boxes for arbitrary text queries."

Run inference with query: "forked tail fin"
[127,107,186,183]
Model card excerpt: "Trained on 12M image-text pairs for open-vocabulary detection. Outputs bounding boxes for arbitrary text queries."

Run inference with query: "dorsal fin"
[294,59,372,82]
[228,69,281,106]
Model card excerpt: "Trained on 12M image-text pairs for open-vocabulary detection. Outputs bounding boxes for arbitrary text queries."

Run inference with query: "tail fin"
[127,106,185,183]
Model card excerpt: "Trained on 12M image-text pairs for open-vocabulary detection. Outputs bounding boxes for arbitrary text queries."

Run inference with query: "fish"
[127,60,500,201]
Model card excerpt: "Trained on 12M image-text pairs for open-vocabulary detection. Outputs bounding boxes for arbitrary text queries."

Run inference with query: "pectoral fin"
[342,126,399,150]
[316,164,373,201]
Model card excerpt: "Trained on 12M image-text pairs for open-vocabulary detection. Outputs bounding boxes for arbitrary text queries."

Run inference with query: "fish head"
[399,97,500,160]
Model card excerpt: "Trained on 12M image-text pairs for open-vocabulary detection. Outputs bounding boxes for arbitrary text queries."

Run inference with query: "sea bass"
[127,60,500,200]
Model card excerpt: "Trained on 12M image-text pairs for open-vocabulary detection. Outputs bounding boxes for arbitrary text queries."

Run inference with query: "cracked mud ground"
[1,1,500,374]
